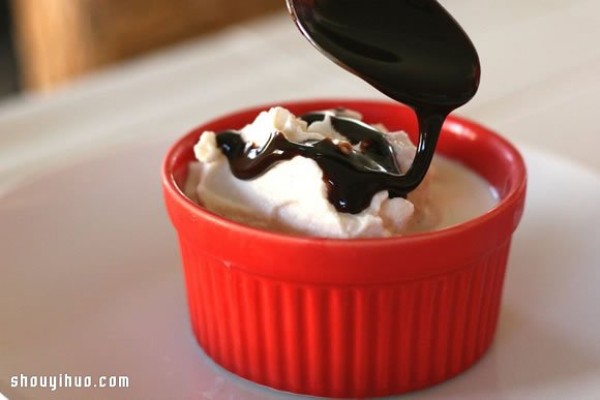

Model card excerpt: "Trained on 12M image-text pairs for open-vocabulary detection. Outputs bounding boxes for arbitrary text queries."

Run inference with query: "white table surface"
[1,1,600,399]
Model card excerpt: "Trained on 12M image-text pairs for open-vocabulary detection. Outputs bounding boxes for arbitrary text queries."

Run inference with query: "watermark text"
[10,373,129,392]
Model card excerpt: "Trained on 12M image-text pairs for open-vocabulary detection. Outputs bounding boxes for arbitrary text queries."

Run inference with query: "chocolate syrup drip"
[216,110,411,213]
[215,1,480,214]
[286,0,481,207]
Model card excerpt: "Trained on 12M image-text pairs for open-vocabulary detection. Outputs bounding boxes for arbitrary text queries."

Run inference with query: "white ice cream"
[188,107,436,238]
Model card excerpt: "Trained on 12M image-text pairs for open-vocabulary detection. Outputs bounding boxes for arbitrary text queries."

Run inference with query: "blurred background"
[0,0,18,96]
[0,0,284,98]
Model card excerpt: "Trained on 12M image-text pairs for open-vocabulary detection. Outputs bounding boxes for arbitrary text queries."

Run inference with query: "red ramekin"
[161,99,527,398]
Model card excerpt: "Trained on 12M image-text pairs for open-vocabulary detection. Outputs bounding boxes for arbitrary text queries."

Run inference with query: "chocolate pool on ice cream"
[162,99,527,398]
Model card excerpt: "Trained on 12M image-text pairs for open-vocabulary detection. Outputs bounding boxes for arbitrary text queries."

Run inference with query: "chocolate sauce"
[217,0,480,214]
[216,110,409,213]
[287,0,480,201]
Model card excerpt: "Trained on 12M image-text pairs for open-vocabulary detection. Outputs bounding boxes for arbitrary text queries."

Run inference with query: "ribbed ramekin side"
[178,238,512,398]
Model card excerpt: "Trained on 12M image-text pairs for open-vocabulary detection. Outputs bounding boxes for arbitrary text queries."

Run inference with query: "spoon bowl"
[286,0,481,110]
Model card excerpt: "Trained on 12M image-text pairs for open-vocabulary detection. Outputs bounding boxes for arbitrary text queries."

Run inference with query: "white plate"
[1,140,600,400]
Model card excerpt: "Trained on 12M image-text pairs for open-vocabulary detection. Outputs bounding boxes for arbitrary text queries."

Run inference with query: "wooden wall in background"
[11,0,284,91]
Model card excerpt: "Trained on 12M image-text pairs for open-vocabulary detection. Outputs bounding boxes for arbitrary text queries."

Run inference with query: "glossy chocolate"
[286,0,480,206]
[216,109,408,213]
[217,0,480,214]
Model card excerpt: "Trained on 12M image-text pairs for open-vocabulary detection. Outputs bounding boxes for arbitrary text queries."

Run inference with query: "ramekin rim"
[161,98,527,248]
